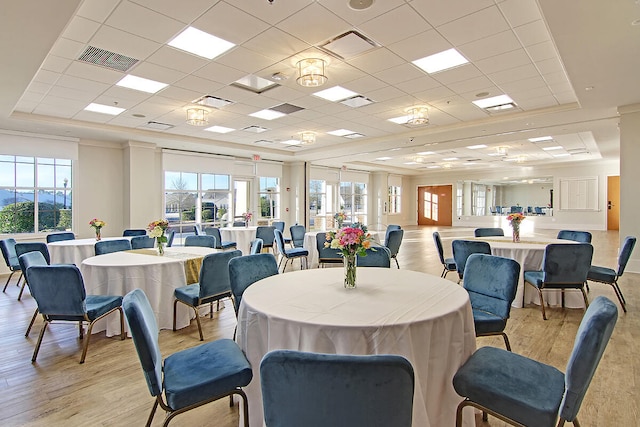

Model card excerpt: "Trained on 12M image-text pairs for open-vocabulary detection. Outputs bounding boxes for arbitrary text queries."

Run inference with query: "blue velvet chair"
[433,232,456,278]
[228,253,279,316]
[289,225,306,248]
[46,232,75,243]
[385,229,404,268]
[123,229,147,237]
[315,232,342,267]
[184,235,216,248]
[15,242,51,300]
[524,243,594,320]
[557,230,592,243]
[260,350,415,427]
[272,221,291,246]
[233,221,246,227]
[453,296,618,427]
[256,226,276,253]
[587,236,636,312]
[204,227,237,249]
[26,264,124,363]
[1,238,23,291]
[250,238,264,255]
[172,250,241,340]
[18,251,48,337]
[95,239,132,255]
[452,240,491,283]
[274,229,308,272]
[131,235,155,249]
[166,230,175,247]
[474,227,505,237]
[463,254,520,350]
[357,246,391,268]
[123,288,252,427]
[384,224,401,246]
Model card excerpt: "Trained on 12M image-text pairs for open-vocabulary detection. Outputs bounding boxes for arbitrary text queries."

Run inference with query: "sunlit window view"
[423,191,438,221]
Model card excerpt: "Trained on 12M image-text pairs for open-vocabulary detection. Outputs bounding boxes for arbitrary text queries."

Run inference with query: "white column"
[123,141,162,229]
[618,103,640,272]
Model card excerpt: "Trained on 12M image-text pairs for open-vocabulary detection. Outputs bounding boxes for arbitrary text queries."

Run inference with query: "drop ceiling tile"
[446,76,495,95]
[342,75,387,94]
[278,3,351,46]
[90,25,161,60]
[412,0,494,27]
[146,46,209,74]
[364,85,406,103]
[41,55,73,73]
[159,86,203,103]
[513,20,550,47]
[260,86,307,103]
[92,94,141,109]
[358,4,431,46]
[49,37,86,60]
[128,62,186,84]
[34,70,61,85]
[318,0,405,26]
[65,61,124,85]
[394,75,441,94]
[388,29,451,62]
[102,85,155,103]
[413,85,457,103]
[173,75,223,94]
[39,94,88,110]
[130,0,217,25]
[348,48,405,74]
[243,28,310,63]
[511,86,553,102]
[47,85,101,102]
[73,110,116,123]
[33,104,77,119]
[106,1,185,44]
[458,31,522,62]
[193,62,247,86]
[25,82,52,95]
[76,0,119,22]
[108,115,152,127]
[488,63,539,85]
[535,57,564,74]
[430,64,481,85]
[233,0,312,26]
[437,6,510,46]
[514,95,558,110]
[17,91,45,103]
[56,74,110,94]
[216,47,276,74]
[62,16,101,43]
[194,2,270,45]
[14,100,38,113]
[498,0,543,27]
[374,64,425,86]
[499,76,547,93]
[526,41,557,62]
[475,49,532,74]
[548,81,574,94]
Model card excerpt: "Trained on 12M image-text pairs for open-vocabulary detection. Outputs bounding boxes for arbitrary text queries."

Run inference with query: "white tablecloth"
[48,236,133,266]
[80,246,217,336]
[220,226,258,255]
[474,236,584,308]
[237,268,476,427]
[303,230,380,268]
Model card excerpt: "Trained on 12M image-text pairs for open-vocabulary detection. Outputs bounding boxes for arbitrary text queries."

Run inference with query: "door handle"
[608,201,612,210]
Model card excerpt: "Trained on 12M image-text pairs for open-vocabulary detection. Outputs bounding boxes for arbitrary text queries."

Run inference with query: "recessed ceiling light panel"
[168,27,235,59]
[204,125,234,133]
[249,109,286,120]
[84,103,125,115]
[472,94,515,109]
[116,75,168,93]
[313,86,358,102]
[412,48,469,74]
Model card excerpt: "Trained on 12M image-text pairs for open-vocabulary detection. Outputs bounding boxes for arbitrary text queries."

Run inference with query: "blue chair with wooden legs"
[18,251,48,337]
[204,227,237,249]
[557,230,592,243]
[15,242,51,300]
[26,264,125,363]
[316,232,342,267]
[123,229,147,237]
[250,238,263,255]
[357,247,391,268]
[289,225,306,248]
[433,232,457,278]
[452,240,491,284]
[474,227,505,237]
[123,288,252,427]
[1,238,23,292]
[274,229,308,272]
[463,254,520,351]
[385,229,404,268]
[524,243,593,320]
[453,296,618,427]
[184,235,216,248]
[260,350,415,427]
[587,235,636,312]
[131,235,155,249]
[173,250,241,341]
[46,232,75,243]
[95,239,132,255]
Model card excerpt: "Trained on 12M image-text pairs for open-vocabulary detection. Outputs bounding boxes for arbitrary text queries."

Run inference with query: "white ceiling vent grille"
[78,46,138,72]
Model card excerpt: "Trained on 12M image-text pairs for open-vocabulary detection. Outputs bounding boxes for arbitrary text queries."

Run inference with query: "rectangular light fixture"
[233,74,280,93]
[467,144,487,149]
[388,115,411,124]
[116,75,168,93]
[340,95,374,108]
[243,125,269,133]
[204,125,235,133]
[472,94,515,109]
[249,109,286,120]
[542,146,564,151]
[168,26,235,59]
[412,48,469,74]
[140,121,174,130]
[528,136,554,142]
[553,153,571,157]
[281,139,302,146]
[84,103,125,115]
[344,133,365,139]
[417,151,434,155]
[194,95,234,108]
[443,157,458,161]
[313,86,358,102]
[327,129,357,136]
[375,157,392,161]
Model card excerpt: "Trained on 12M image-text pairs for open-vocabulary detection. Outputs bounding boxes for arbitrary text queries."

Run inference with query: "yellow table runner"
[127,249,203,284]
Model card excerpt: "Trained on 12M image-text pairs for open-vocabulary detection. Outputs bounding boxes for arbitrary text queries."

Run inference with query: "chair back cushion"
[18,251,48,298]
[463,254,520,320]
[542,244,593,285]
[0,238,19,268]
[474,228,505,237]
[184,235,216,248]
[166,230,175,247]
[131,236,155,249]
[122,289,163,397]
[452,240,491,279]
[272,221,285,233]
[385,229,404,256]
[316,232,341,261]
[560,296,618,421]
[432,232,446,264]
[260,350,414,427]
[357,247,391,268]
[617,236,636,276]
[250,238,264,255]
[123,229,147,237]
[557,230,592,243]
[15,242,51,265]
[204,227,223,249]
[199,250,242,299]
[384,225,401,246]
[46,232,75,243]
[26,265,87,317]
[95,239,132,255]
[228,253,278,313]
[273,229,286,253]
[256,226,276,246]
[290,225,306,247]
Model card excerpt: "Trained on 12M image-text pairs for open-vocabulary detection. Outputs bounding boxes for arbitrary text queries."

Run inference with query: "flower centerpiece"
[89,218,106,241]
[507,212,525,243]
[148,219,169,255]
[242,212,252,227]
[334,211,347,228]
[325,223,375,289]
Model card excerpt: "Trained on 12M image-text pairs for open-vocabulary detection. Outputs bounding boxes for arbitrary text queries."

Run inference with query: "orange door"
[418,185,452,226]
[607,176,620,230]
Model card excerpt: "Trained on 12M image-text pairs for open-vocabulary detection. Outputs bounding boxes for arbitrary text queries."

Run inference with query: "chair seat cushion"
[523,270,544,288]
[284,248,309,257]
[444,257,456,270]
[587,265,616,283]
[472,309,507,335]
[453,346,565,427]
[220,241,237,249]
[86,295,123,320]
[174,284,201,307]
[164,338,253,410]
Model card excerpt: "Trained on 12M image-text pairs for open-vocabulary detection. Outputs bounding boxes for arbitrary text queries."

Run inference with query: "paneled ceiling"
[1,0,637,175]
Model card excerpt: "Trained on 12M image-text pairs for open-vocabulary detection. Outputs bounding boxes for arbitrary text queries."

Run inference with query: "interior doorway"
[418,185,452,226]
[607,175,620,230]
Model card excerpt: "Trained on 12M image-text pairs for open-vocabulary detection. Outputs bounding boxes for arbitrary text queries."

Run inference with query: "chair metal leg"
[579,287,590,310]
[32,320,48,362]
[611,282,627,312]
[173,299,178,331]
[145,397,160,427]
[537,288,547,320]
[394,256,400,268]
[501,332,512,351]
[193,307,204,341]
[614,279,627,304]
[25,308,39,337]
[17,280,28,301]
[3,270,16,292]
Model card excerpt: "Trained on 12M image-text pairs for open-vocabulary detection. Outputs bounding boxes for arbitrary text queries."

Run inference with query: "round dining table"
[236,267,476,427]
[48,236,133,266]
[80,246,217,336]
[302,230,380,268]
[220,226,258,255]
[472,236,584,308]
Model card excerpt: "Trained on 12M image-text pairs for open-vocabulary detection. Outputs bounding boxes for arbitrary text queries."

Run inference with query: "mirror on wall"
[457,177,554,216]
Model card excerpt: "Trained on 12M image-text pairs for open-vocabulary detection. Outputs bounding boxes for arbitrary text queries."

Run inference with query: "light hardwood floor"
[0,226,636,426]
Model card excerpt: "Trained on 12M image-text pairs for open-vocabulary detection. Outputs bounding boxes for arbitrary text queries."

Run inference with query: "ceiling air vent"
[78,46,138,72]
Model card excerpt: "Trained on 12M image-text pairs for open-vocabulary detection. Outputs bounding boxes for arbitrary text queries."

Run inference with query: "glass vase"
[95,229,101,241]
[512,225,520,243]
[157,240,165,256]
[343,254,357,289]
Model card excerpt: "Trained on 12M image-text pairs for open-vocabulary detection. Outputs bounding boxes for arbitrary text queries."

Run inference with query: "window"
[472,184,486,216]
[259,177,279,219]
[456,184,463,217]
[309,180,326,230]
[339,181,367,225]
[388,185,401,214]
[0,155,72,234]
[423,191,438,221]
